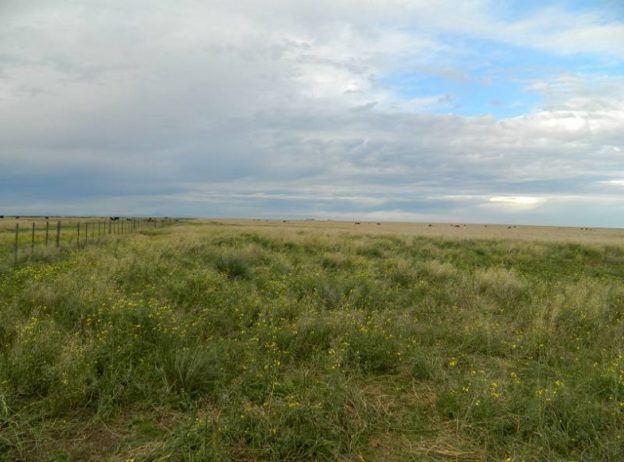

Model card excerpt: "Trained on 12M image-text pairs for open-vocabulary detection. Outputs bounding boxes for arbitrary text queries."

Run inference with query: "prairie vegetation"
[1,220,623,461]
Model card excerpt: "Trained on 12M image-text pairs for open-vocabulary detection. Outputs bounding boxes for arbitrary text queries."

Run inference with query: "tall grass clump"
[215,252,253,279]
[160,347,225,399]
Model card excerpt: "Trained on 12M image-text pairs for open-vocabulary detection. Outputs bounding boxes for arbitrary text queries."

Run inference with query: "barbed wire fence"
[1,217,174,266]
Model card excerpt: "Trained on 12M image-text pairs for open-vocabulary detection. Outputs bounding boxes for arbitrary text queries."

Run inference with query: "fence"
[1,217,171,266]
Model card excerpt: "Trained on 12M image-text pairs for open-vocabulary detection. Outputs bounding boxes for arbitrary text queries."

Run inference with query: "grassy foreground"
[1,221,623,461]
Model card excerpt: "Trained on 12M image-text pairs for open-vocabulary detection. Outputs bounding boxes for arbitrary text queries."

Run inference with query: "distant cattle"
[110,217,120,221]
[0,215,4,219]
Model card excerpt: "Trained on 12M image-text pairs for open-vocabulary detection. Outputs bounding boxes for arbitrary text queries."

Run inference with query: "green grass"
[0,222,623,460]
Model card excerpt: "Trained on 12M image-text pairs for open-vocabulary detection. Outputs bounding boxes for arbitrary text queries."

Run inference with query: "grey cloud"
[1,1,623,225]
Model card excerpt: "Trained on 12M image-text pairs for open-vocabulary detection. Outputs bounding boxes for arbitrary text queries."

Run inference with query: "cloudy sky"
[1,0,623,225]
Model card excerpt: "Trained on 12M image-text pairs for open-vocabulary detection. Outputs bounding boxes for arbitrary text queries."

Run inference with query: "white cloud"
[487,196,547,210]
[602,180,624,187]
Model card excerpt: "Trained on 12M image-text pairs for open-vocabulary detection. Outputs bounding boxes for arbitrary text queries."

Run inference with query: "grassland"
[1,219,623,461]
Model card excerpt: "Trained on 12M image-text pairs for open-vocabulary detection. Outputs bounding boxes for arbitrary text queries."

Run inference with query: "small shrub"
[215,253,251,279]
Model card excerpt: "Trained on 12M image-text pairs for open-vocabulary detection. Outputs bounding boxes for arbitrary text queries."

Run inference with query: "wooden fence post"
[85,222,88,244]
[14,223,19,265]
[56,221,61,248]
[31,222,35,255]
[77,222,80,246]
[45,221,49,246]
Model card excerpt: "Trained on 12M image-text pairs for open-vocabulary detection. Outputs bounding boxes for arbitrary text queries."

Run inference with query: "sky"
[1,0,623,226]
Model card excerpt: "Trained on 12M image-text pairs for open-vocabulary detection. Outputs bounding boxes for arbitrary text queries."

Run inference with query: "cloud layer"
[1,0,623,225]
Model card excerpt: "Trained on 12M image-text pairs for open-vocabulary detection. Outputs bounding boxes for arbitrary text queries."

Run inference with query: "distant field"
[1,220,623,461]
[217,218,624,244]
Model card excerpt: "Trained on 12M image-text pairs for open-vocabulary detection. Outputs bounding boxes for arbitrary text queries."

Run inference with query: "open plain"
[1,219,623,461]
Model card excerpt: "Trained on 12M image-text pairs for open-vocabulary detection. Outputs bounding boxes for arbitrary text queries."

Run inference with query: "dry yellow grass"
[2,217,621,244]
[206,218,624,244]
